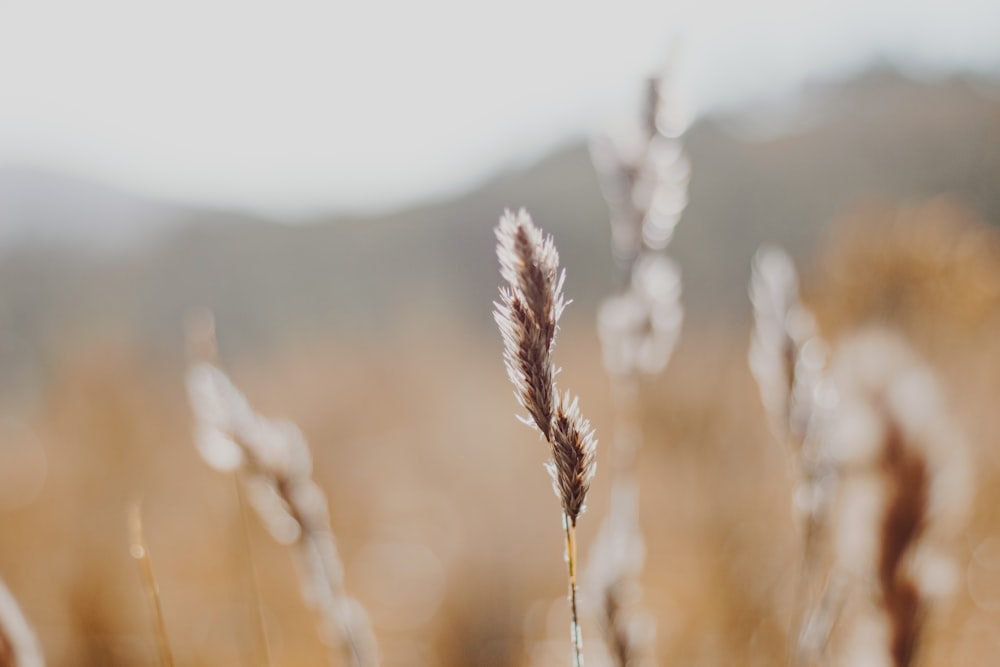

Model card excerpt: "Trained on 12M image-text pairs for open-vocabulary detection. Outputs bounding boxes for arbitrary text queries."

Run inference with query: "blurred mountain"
[2,68,1000,393]
[0,167,189,255]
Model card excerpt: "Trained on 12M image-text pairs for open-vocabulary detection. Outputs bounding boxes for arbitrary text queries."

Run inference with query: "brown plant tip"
[547,392,598,525]
[496,291,557,440]
[496,208,565,348]
[879,420,928,667]
[494,209,566,440]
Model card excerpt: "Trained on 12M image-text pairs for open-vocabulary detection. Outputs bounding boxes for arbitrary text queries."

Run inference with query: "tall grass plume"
[185,312,377,667]
[494,209,598,667]
[748,244,841,664]
[587,59,689,667]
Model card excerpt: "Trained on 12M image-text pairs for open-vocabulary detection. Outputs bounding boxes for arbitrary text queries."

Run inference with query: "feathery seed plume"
[494,209,596,524]
[494,209,597,667]
[495,209,566,440]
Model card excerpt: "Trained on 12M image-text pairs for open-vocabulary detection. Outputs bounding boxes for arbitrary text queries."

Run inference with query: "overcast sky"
[1,0,999,216]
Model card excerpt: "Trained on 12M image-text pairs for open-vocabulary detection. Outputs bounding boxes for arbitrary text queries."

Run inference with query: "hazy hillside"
[0,166,187,255]
[2,68,1000,396]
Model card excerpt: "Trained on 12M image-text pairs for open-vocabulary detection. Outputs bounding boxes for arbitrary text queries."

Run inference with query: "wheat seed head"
[494,209,566,439]
[494,209,597,524]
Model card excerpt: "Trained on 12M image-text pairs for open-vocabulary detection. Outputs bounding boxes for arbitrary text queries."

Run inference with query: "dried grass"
[185,312,378,667]
[494,209,598,667]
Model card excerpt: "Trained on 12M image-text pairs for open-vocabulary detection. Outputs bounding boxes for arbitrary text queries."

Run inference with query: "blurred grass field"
[2,197,1000,666]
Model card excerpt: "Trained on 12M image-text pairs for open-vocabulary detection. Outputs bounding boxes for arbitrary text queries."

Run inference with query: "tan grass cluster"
[816,198,1000,337]
[185,313,377,667]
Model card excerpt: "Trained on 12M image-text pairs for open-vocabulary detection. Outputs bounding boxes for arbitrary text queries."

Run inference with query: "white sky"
[0,0,999,216]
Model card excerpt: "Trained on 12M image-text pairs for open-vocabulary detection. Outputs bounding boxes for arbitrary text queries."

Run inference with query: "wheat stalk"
[127,503,175,667]
[748,245,826,454]
[590,59,692,281]
[586,479,651,667]
[0,578,43,667]
[587,60,689,667]
[825,328,972,667]
[232,473,275,667]
[748,244,838,665]
[185,313,377,667]
[494,209,598,667]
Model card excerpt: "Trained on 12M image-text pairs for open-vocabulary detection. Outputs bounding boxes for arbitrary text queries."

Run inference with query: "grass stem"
[564,516,584,667]
[127,503,175,667]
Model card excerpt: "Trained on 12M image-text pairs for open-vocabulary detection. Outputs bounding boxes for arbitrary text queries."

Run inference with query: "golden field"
[2,198,1000,666]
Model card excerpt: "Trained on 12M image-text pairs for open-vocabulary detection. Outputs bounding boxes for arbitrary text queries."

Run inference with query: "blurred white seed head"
[651,59,695,139]
[749,245,824,446]
[827,327,973,666]
[591,57,691,278]
[246,475,301,545]
[184,317,377,667]
[839,607,892,667]
[598,255,683,377]
[186,363,252,471]
[828,329,973,529]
